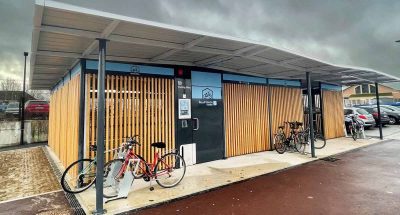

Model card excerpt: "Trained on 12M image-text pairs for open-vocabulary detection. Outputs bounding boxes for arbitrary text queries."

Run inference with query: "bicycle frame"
[115,146,174,180]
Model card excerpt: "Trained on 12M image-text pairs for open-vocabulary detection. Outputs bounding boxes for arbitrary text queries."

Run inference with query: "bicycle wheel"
[295,133,306,153]
[274,134,286,154]
[131,154,149,179]
[314,133,327,149]
[351,126,358,141]
[155,153,186,188]
[61,159,96,194]
[103,159,124,198]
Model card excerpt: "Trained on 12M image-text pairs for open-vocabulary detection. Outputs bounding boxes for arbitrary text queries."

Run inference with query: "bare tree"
[0,79,22,91]
[27,90,50,101]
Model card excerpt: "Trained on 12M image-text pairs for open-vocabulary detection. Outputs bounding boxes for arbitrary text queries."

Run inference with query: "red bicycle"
[103,135,186,198]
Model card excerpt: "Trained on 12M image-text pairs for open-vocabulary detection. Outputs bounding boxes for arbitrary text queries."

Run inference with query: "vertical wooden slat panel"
[105,75,110,161]
[110,76,115,159]
[322,90,345,139]
[128,76,132,139]
[171,78,175,151]
[155,78,160,143]
[85,74,90,158]
[119,77,123,154]
[133,76,136,138]
[150,78,155,162]
[269,86,304,139]
[139,77,144,159]
[49,74,80,171]
[223,83,270,157]
[123,76,127,140]
[82,74,174,164]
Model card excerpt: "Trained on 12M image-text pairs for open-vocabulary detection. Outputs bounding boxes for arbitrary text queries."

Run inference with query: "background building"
[343,84,400,106]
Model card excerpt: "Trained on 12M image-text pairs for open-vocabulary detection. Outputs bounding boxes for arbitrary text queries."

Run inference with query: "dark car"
[379,105,400,124]
[358,106,391,126]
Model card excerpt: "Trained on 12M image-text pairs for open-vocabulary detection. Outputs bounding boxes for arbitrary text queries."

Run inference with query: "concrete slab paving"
[61,136,383,214]
[0,146,61,202]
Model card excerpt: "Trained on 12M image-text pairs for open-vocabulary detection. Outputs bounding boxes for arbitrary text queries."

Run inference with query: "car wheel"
[388,117,396,125]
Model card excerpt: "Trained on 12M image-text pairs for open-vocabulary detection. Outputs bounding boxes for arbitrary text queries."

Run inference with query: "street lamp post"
[20,52,28,145]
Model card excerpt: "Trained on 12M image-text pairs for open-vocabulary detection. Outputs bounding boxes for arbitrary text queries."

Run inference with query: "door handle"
[193,118,199,131]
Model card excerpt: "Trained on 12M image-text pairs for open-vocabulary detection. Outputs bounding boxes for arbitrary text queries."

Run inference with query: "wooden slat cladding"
[85,74,175,164]
[48,74,80,169]
[270,86,304,136]
[223,83,270,157]
[322,90,345,139]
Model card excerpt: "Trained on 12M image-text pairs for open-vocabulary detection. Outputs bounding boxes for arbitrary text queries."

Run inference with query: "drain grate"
[321,156,340,162]
[42,147,86,215]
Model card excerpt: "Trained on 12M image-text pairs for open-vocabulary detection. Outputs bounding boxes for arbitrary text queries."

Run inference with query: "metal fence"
[0,100,48,148]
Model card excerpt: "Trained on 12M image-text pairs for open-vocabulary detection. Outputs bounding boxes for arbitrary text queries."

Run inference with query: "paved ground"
[0,146,73,214]
[134,139,400,215]
[0,191,73,215]
[0,147,60,201]
[364,124,400,139]
[77,137,382,214]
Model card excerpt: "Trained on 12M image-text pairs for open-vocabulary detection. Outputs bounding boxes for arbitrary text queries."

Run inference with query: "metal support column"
[319,82,327,143]
[375,82,383,140]
[95,39,107,215]
[267,81,274,150]
[307,72,316,157]
[78,60,86,172]
[20,52,28,145]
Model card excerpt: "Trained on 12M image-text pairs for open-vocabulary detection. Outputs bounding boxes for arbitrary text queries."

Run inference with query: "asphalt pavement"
[133,139,400,215]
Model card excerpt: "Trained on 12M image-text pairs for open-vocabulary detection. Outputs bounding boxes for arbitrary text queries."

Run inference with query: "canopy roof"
[30,0,400,89]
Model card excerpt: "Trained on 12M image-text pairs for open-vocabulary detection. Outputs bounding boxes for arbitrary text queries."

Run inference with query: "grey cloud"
[0,0,399,88]
[0,0,33,80]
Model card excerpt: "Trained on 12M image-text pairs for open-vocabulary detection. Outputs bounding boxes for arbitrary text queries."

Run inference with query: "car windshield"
[28,101,48,105]
[344,109,353,115]
[385,106,400,111]
[356,109,369,115]
[7,103,18,108]
[380,107,391,112]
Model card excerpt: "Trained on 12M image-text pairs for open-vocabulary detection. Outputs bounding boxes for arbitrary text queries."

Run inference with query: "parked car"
[343,107,375,129]
[379,105,400,124]
[24,100,49,118]
[5,102,21,117]
[389,102,400,107]
[0,102,7,113]
[357,106,391,126]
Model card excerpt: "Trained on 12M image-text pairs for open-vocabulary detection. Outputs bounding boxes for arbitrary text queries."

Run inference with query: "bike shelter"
[30,1,399,213]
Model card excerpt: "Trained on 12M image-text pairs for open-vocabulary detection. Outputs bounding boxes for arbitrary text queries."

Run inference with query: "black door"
[191,71,224,163]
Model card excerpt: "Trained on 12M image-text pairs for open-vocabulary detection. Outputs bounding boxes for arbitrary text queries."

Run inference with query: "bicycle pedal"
[149,187,154,191]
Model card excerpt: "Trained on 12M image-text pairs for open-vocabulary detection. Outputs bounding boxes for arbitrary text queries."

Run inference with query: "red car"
[25,100,49,118]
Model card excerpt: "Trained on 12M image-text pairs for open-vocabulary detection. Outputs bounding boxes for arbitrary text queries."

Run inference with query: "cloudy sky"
[1,0,399,87]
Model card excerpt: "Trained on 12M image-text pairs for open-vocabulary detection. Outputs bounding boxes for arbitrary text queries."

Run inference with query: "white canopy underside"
[30,0,400,89]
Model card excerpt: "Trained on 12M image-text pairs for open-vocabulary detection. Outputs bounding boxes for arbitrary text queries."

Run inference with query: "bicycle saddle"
[151,142,166,149]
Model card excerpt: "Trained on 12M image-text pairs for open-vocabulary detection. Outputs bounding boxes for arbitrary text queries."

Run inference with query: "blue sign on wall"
[86,60,174,76]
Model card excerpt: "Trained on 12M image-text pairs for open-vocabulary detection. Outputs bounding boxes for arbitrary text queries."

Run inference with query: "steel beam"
[94,39,107,215]
[20,52,28,145]
[375,82,383,140]
[78,60,86,172]
[307,72,316,158]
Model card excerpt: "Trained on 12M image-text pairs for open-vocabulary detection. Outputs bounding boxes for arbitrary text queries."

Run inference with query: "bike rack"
[104,158,140,203]
[358,126,366,139]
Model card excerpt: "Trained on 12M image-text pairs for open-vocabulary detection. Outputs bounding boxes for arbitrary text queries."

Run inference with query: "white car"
[344,107,375,128]
[5,102,20,117]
